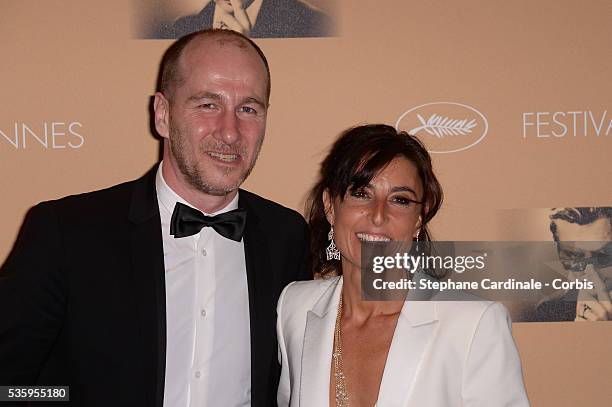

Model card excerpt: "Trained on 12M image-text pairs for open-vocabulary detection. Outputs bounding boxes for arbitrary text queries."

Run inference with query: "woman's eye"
[392,196,413,206]
[350,189,369,199]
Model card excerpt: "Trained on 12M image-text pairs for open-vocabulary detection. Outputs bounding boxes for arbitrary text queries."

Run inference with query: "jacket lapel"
[238,191,275,406]
[376,299,438,407]
[300,277,342,407]
[298,275,437,407]
[128,166,167,407]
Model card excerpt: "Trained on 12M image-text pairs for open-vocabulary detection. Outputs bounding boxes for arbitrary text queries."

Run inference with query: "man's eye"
[240,106,257,114]
[199,103,217,109]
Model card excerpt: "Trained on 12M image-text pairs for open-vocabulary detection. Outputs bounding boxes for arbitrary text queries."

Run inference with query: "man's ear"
[153,92,170,139]
[322,189,335,226]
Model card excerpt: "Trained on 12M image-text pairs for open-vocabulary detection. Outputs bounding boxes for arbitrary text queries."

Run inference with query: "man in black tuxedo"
[0,29,310,406]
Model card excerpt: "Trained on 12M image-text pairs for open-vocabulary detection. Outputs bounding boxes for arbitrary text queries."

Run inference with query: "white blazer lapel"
[376,300,438,407]
[299,277,342,407]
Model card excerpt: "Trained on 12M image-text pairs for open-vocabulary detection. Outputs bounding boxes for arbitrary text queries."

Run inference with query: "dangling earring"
[326,226,341,261]
[414,229,422,253]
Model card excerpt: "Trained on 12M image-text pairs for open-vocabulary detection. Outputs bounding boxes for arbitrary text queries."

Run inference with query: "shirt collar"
[155,162,239,216]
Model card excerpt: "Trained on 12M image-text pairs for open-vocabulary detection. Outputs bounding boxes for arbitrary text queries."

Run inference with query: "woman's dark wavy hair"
[306,124,443,277]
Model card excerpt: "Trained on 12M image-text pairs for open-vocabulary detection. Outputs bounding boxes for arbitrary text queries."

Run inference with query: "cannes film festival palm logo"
[395,102,488,153]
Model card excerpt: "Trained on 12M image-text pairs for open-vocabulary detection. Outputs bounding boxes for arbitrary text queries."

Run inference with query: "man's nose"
[217,109,240,145]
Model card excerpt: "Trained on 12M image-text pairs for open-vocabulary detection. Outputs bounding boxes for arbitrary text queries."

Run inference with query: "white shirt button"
[200,309,207,317]
[201,248,207,256]
[195,371,201,378]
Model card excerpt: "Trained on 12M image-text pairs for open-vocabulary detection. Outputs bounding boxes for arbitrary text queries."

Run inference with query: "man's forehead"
[177,38,267,87]
[181,37,259,68]
[556,217,612,242]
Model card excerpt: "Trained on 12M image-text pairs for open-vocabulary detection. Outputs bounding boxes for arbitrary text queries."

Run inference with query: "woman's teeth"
[356,233,391,242]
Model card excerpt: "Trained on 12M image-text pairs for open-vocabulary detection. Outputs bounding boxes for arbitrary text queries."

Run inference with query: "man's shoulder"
[38,178,135,212]
[32,169,155,221]
[239,189,305,226]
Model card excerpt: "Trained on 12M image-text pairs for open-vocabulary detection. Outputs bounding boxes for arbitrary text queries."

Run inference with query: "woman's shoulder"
[278,276,340,314]
[285,275,339,290]
[280,276,339,301]
[431,292,512,332]
[410,273,507,323]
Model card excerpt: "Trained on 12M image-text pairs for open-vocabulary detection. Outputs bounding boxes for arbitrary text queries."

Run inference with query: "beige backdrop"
[1,1,611,405]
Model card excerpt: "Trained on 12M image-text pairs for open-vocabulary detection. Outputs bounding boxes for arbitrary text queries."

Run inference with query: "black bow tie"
[170,202,246,242]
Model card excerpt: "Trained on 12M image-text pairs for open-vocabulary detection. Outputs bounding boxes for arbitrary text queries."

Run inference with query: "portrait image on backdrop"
[533,207,612,322]
[134,0,336,39]
[494,207,612,323]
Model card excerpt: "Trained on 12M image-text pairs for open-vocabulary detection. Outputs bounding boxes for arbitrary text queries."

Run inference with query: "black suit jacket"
[0,166,310,406]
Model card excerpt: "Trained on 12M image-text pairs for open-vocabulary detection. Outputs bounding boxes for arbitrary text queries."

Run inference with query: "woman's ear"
[415,204,429,238]
[414,215,423,238]
[322,189,335,226]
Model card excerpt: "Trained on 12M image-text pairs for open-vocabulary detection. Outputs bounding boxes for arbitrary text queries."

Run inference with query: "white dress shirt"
[156,164,251,407]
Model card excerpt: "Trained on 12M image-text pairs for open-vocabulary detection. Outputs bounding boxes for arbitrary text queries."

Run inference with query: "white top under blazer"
[277,276,530,407]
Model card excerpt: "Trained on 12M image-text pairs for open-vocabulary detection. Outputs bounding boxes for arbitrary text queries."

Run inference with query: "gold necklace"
[333,293,350,407]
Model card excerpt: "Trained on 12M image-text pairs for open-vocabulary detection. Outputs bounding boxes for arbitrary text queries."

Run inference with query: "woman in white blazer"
[277,124,530,406]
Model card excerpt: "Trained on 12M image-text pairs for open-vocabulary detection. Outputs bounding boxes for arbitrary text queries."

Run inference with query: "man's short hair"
[549,207,612,241]
[157,29,271,102]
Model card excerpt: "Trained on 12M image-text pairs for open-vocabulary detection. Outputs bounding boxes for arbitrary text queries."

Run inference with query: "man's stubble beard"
[169,124,263,197]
